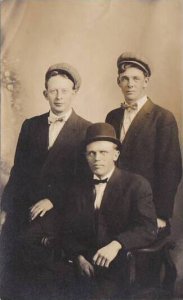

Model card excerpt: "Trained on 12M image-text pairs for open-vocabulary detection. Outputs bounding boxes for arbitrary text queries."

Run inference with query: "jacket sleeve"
[1,119,31,213]
[62,183,95,259]
[62,219,91,260]
[154,113,182,219]
[105,109,122,140]
[115,179,157,250]
[62,207,91,259]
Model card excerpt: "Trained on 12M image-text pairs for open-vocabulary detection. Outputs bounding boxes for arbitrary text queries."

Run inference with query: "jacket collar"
[121,98,154,146]
[99,167,122,211]
[40,109,79,175]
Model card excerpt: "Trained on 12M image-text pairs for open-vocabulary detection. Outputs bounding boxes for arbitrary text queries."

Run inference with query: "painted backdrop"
[1,0,183,296]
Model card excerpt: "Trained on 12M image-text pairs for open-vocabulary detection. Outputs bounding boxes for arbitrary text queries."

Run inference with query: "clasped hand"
[30,198,53,220]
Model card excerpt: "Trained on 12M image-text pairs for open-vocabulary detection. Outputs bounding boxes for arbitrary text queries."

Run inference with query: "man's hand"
[157,218,166,228]
[93,240,122,268]
[30,199,53,221]
[76,255,94,277]
[0,211,7,232]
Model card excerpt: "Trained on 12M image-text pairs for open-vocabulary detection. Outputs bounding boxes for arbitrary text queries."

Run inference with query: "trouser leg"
[19,209,63,271]
[73,251,128,300]
[94,251,128,299]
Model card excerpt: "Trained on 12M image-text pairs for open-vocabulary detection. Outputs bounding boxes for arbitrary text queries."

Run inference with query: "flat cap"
[45,63,81,90]
[117,52,151,77]
[85,123,121,149]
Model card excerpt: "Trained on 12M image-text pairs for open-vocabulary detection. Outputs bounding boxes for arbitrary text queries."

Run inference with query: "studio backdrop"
[1,0,183,295]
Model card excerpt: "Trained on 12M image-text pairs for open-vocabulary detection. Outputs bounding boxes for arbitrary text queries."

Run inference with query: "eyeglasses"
[47,88,70,96]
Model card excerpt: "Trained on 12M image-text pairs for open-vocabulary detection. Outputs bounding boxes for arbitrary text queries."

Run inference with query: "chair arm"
[131,237,176,254]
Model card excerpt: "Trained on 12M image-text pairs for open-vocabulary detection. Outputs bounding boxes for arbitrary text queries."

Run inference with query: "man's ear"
[43,90,48,98]
[117,76,121,86]
[114,149,120,162]
[72,88,77,95]
[143,76,149,88]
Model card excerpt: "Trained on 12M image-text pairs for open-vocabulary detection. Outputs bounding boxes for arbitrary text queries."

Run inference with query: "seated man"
[63,123,157,299]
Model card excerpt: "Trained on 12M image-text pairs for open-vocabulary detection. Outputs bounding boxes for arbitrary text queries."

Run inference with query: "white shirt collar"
[135,95,148,110]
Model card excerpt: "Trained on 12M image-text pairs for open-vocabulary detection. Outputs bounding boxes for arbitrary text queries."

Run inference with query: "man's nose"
[94,152,102,160]
[56,90,63,99]
[127,79,134,87]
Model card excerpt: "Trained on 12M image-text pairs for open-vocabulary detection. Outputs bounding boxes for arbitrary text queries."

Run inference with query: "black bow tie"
[93,178,108,185]
[121,102,138,111]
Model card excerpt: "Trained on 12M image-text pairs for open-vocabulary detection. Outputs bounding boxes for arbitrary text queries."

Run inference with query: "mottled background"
[1,0,183,297]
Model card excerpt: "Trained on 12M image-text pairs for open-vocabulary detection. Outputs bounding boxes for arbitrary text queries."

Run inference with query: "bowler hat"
[45,63,81,90]
[85,123,121,148]
[117,52,151,77]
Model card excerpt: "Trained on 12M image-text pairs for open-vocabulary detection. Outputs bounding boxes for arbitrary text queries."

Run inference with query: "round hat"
[45,63,81,90]
[117,52,151,77]
[85,123,121,148]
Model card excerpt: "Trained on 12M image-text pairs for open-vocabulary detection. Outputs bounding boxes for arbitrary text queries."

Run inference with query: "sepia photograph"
[0,0,183,299]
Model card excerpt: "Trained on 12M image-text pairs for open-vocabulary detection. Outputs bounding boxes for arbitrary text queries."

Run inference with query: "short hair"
[121,62,148,76]
[45,70,75,90]
[117,63,148,85]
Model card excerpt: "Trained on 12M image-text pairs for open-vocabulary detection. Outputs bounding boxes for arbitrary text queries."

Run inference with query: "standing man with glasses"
[106,52,182,237]
[0,63,91,285]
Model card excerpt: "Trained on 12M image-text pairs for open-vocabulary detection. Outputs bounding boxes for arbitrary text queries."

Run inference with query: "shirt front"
[120,95,147,142]
[94,167,115,209]
[48,109,72,149]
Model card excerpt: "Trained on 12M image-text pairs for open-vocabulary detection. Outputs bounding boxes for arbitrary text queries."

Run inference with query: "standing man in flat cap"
[106,52,182,237]
[0,63,91,276]
[63,122,157,299]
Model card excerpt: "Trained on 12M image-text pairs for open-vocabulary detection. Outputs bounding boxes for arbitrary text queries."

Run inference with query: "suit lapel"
[36,112,49,154]
[121,99,154,147]
[100,168,122,211]
[112,109,124,139]
[40,110,78,175]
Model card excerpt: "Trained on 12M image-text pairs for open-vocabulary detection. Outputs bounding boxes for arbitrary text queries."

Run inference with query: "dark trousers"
[74,250,129,300]
[19,209,64,271]
[0,209,74,300]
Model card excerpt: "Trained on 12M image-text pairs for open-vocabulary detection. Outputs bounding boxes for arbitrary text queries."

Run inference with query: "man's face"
[118,67,149,103]
[86,141,120,178]
[44,75,76,115]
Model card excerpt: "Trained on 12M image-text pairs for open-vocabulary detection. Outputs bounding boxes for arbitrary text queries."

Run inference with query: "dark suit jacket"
[1,110,91,217]
[106,99,182,220]
[63,168,157,259]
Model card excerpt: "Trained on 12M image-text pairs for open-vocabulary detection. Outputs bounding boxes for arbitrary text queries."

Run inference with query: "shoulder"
[19,112,49,133]
[75,114,91,127]
[115,168,152,192]
[22,112,48,125]
[150,101,177,127]
[106,107,121,118]
[72,110,92,129]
